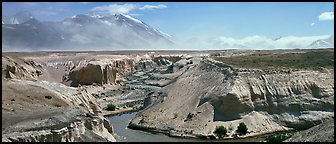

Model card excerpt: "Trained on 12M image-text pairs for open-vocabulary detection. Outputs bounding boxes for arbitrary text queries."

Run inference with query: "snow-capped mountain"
[2,12,174,51]
[2,11,34,24]
[308,34,334,48]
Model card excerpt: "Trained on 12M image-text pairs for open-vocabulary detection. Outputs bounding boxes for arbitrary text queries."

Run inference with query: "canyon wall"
[2,116,115,142]
[129,58,334,138]
[66,59,135,87]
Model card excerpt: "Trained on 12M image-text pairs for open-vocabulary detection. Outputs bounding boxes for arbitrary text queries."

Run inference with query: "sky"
[2,2,334,50]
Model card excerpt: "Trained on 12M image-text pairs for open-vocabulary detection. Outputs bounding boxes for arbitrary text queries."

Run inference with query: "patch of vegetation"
[214,50,334,70]
[106,103,116,111]
[186,60,193,65]
[266,133,292,142]
[184,113,194,122]
[44,95,53,100]
[236,122,248,135]
[187,113,193,119]
[54,104,61,107]
[173,113,178,119]
[126,102,136,107]
[214,126,227,137]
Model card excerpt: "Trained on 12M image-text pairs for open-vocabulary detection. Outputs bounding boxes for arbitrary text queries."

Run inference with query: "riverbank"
[128,121,295,141]
[109,111,296,142]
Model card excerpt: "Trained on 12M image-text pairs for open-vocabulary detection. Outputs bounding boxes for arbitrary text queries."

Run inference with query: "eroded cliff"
[129,58,334,139]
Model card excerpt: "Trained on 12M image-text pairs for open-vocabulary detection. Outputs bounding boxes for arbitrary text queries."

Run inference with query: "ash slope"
[129,58,334,139]
[285,118,334,142]
[2,13,173,51]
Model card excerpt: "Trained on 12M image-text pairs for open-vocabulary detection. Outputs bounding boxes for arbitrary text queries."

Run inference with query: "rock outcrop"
[2,78,116,142]
[129,58,334,139]
[285,118,334,142]
[65,59,135,87]
[2,56,44,80]
[2,116,116,142]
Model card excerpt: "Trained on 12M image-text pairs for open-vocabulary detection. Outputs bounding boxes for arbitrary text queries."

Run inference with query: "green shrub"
[127,102,135,107]
[106,103,116,111]
[54,104,61,107]
[173,113,178,119]
[266,133,292,142]
[236,122,248,135]
[45,95,52,99]
[186,60,193,65]
[214,126,227,137]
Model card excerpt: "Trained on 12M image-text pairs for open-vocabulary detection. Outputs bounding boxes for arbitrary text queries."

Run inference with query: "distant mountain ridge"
[2,11,34,24]
[2,12,174,51]
[309,34,334,48]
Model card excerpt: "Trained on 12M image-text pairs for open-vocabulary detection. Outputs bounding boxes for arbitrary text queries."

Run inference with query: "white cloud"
[318,12,334,21]
[91,4,136,14]
[211,35,331,49]
[139,4,167,10]
[310,22,315,26]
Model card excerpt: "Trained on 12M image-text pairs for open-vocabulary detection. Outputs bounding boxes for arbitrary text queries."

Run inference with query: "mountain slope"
[308,35,334,48]
[2,13,174,51]
[2,11,34,24]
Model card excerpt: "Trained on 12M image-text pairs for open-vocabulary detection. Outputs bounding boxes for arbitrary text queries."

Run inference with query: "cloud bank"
[91,4,136,14]
[319,12,334,21]
[169,35,333,50]
[139,4,167,10]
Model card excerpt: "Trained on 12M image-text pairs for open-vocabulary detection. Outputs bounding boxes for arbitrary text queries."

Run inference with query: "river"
[106,112,200,142]
[107,112,294,142]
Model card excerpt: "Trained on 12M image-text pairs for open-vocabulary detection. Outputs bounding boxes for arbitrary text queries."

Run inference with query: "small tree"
[236,122,248,135]
[214,126,227,138]
[106,103,116,111]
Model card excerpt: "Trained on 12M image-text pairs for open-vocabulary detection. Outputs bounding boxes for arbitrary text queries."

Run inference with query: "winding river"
[107,112,292,142]
[107,112,199,142]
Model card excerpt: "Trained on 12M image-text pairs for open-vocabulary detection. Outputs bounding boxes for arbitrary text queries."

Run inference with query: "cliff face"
[129,59,334,138]
[1,54,148,142]
[2,56,44,80]
[2,116,115,142]
[2,75,116,142]
[65,59,135,87]
[223,68,333,129]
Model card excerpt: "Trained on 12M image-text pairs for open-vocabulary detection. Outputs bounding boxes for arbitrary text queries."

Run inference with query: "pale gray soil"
[285,118,334,142]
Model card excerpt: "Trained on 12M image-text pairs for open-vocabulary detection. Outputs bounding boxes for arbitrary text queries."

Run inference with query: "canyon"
[2,49,334,142]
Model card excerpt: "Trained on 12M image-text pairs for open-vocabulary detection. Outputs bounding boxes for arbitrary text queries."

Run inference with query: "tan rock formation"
[2,79,116,142]
[66,59,134,86]
[129,58,334,139]
[2,116,116,142]
[66,59,135,87]
[285,118,334,142]
[2,56,43,80]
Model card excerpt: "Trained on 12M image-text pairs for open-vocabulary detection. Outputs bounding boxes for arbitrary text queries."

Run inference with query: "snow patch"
[102,20,112,26]
[90,14,104,18]
[122,14,143,25]
[158,30,172,38]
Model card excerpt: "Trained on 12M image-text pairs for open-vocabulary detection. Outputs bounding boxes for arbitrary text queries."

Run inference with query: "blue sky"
[2,2,334,49]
